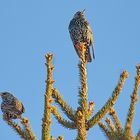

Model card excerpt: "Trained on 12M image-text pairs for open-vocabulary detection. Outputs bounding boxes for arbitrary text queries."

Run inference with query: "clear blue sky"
[0,1,140,139]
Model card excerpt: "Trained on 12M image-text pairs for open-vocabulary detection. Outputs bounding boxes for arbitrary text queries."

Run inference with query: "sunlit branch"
[87,71,129,129]
[125,64,140,136]
[42,54,54,140]
[52,88,76,121]
[51,106,77,129]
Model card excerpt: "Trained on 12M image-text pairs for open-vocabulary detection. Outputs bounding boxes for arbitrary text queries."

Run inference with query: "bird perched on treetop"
[0,92,25,120]
[68,10,95,62]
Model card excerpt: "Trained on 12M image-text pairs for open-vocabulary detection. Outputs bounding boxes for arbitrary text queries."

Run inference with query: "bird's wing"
[90,33,95,59]
[84,21,95,59]
[86,47,92,62]
[15,100,25,112]
[21,103,25,113]
[1,102,15,113]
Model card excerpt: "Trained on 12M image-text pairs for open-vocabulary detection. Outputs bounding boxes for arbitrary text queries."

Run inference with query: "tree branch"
[51,106,77,129]
[87,71,129,129]
[42,54,54,140]
[98,122,113,139]
[52,88,76,121]
[125,64,140,136]
[109,108,123,134]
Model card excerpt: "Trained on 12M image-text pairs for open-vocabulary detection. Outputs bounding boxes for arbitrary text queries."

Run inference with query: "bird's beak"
[82,9,86,13]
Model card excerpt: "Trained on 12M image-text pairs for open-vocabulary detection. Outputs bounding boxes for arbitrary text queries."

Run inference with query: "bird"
[68,10,95,62]
[0,92,25,120]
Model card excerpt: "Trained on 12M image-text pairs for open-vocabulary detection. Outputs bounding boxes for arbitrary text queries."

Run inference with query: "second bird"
[69,10,95,62]
[0,92,25,120]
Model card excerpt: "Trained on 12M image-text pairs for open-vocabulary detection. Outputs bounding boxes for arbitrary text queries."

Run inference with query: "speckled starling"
[0,92,25,120]
[69,10,95,62]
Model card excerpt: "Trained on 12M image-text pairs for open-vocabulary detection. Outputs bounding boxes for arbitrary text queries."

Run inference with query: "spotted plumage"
[69,10,95,62]
[0,92,25,120]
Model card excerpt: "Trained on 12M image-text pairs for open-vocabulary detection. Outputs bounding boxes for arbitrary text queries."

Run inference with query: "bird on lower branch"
[0,92,25,120]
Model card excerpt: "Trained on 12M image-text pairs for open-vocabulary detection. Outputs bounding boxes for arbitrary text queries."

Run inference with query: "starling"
[69,10,95,62]
[0,92,25,120]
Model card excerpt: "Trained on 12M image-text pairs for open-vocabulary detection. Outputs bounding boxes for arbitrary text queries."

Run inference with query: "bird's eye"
[2,92,7,95]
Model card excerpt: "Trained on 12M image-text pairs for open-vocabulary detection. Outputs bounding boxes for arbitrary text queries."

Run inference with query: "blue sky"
[0,0,140,139]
